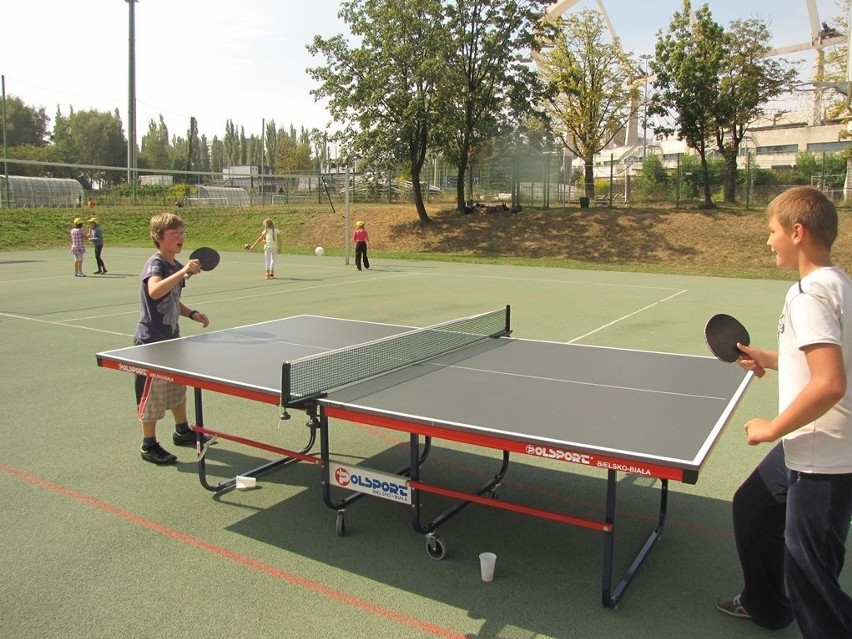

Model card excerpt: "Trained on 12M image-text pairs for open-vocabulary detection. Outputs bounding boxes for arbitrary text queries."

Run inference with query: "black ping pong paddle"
[189,247,220,271]
[704,314,765,377]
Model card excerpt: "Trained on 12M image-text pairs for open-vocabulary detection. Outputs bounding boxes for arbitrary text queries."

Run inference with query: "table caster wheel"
[425,534,447,560]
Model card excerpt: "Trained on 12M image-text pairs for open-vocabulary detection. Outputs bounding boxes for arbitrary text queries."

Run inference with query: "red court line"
[0,463,467,639]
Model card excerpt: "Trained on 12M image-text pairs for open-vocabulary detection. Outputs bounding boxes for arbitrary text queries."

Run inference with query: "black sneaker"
[140,442,177,465]
[172,429,211,447]
[715,594,751,620]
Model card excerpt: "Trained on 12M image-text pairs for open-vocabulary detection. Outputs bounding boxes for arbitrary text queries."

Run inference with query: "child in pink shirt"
[353,220,370,271]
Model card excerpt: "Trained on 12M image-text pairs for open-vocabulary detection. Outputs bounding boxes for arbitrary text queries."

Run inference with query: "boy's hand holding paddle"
[704,313,766,378]
[184,247,220,279]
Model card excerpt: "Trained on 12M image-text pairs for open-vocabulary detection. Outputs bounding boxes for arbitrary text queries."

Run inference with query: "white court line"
[0,312,132,337]
[434,361,727,401]
[424,271,686,292]
[567,289,688,344]
[198,271,418,307]
[4,272,420,326]
[1,256,684,293]
[0,275,76,285]
[3,257,683,334]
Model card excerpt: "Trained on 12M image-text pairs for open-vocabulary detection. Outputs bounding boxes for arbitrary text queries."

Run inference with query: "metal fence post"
[676,154,681,208]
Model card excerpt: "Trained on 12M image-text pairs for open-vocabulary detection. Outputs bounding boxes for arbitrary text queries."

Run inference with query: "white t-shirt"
[263,227,279,249]
[780,265,852,473]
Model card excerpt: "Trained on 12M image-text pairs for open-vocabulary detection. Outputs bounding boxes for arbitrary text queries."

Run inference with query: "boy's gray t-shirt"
[133,253,184,344]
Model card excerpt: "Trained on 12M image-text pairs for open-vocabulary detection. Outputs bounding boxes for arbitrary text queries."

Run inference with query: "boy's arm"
[737,343,778,373]
[179,301,210,328]
[146,261,199,300]
[744,343,846,444]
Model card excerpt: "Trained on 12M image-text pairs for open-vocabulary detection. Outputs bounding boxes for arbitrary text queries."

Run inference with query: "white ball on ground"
[315,246,325,256]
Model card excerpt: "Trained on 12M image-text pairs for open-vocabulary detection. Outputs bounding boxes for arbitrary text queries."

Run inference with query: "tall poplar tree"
[139,115,172,170]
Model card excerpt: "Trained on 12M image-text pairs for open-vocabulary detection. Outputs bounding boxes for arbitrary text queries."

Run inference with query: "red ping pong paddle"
[189,247,220,271]
[704,314,765,378]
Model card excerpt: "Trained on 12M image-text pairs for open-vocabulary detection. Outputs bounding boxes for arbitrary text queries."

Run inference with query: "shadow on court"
[214,442,799,638]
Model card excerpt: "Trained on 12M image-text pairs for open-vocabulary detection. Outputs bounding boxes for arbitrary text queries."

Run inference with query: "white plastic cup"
[235,475,256,490]
[479,552,496,582]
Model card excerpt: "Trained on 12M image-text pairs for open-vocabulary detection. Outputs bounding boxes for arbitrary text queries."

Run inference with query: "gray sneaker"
[715,594,751,619]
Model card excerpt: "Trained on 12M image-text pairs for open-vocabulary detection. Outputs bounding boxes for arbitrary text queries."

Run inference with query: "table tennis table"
[96,307,752,608]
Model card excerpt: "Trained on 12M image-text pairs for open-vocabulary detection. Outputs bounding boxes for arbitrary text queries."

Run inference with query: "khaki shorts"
[137,377,186,421]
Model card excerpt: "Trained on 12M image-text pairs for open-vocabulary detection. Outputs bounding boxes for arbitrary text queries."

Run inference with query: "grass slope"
[4,201,851,280]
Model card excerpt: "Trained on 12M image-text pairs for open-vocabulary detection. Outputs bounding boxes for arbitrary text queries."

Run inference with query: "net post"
[281,362,292,407]
[504,305,511,336]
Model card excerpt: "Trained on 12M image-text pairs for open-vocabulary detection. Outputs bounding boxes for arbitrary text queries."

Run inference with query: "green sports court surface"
[1,247,826,638]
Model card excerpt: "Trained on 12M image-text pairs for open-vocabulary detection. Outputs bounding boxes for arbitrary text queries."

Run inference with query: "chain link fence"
[1,151,849,210]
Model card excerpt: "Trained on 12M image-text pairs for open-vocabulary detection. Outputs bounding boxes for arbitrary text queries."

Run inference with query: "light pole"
[2,75,8,207]
[640,54,652,162]
[126,0,138,193]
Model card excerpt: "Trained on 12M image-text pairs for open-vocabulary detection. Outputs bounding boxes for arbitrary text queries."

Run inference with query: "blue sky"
[0,0,844,142]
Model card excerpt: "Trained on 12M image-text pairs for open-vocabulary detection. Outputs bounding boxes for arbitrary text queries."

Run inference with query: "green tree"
[5,144,62,176]
[239,127,248,165]
[273,124,315,173]
[186,116,199,173]
[310,129,328,171]
[713,18,796,203]
[170,134,187,175]
[308,0,448,223]
[655,5,795,205]
[294,126,315,170]
[50,106,70,152]
[652,2,725,208]
[795,150,848,186]
[287,139,314,171]
[223,119,240,166]
[537,9,639,199]
[138,115,172,170]
[636,154,669,199]
[209,136,225,173]
[265,119,279,170]
[1,95,49,147]
[198,134,211,173]
[434,0,547,211]
[53,107,127,186]
[245,133,263,168]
